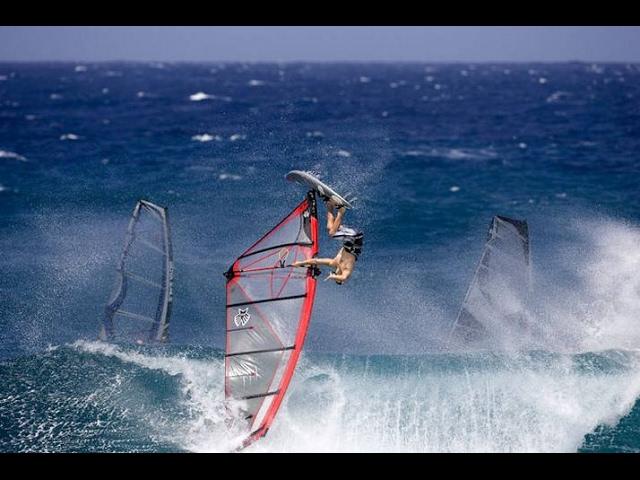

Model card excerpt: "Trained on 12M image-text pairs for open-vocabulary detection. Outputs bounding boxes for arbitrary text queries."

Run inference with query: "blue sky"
[1,26,639,62]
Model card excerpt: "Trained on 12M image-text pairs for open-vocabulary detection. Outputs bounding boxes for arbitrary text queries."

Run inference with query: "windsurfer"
[293,199,363,284]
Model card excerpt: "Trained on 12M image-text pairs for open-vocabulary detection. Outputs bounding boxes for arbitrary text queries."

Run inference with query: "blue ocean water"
[1,62,640,452]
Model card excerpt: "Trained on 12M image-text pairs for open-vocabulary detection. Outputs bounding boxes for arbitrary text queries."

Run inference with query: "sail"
[448,215,531,350]
[224,191,319,448]
[100,199,174,344]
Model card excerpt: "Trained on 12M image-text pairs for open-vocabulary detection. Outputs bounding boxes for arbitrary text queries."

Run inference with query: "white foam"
[136,91,146,98]
[247,79,265,86]
[50,93,63,100]
[0,184,8,192]
[219,173,242,181]
[191,134,221,143]
[0,150,27,162]
[189,92,231,102]
[449,185,461,192]
[71,340,241,452]
[60,134,80,141]
[306,131,324,138]
[189,92,213,102]
[518,142,527,149]
[101,88,109,95]
[336,149,352,158]
[229,134,246,142]
[0,75,7,81]
[546,91,571,103]
[74,65,87,73]
[405,147,496,161]
[359,76,371,83]
[538,77,548,84]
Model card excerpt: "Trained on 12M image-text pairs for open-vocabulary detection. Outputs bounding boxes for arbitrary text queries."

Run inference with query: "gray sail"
[448,215,531,350]
[100,199,174,344]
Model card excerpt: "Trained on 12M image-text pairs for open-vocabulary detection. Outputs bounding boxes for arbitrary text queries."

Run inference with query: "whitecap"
[25,115,36,121]
[229,134,246,142]
[60,133,80,141]
[306,131,324,138]
[219,173,242,181]
[0,75,7,81]
[0,184,8,192]
[189,92,231,102]
[381,111,389,117]
[136,91,146,98]
[518,142,527,149]
[546,91,571,103]
[101,158,110,165]
[50,93,63,100]
[538,77,548,84]
[336,150,351,158]
[589,64,605,74]
[555,192,567,199]
[425,75,435,82]
[192,134,222,142]
[101,88,109,95]
[449,185,461,192]
[403,150,424,157]
[403,147,496,161]
[74,65,87,73]
[359,76,371,83]
[247,79,265,87]
[0,150,27,162]
[189,92,214,101]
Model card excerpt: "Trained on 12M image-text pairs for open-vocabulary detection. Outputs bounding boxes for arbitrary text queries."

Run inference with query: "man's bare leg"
[326,201,346,236]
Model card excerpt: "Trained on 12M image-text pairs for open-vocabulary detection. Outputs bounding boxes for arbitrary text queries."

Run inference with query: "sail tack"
[100,200,174,344]
[225,191,319,448]
[449,215,531,350]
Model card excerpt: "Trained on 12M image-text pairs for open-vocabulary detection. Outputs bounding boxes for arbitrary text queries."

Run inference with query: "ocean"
[1,62,639,452]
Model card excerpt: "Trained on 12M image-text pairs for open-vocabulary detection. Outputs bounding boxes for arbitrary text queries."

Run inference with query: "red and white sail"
[224,191,319,449]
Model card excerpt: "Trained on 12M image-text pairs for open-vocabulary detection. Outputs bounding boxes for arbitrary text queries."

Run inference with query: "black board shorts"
[341,233,364,260]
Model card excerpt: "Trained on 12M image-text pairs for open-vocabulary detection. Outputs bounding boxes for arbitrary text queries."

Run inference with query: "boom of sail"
[100,199,174,344]
[448,215,531,350]
[224,191,320,449]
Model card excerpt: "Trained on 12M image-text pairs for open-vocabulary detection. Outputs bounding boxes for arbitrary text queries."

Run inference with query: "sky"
[1,26,639,62]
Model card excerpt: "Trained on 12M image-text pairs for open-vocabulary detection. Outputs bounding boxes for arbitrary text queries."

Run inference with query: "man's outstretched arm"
[292,257,336,268]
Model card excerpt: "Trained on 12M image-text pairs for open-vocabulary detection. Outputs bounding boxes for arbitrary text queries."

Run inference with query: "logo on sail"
[234,308,251,327]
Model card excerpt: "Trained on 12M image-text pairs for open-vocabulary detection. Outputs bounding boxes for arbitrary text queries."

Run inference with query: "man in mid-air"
[293,198,363,284]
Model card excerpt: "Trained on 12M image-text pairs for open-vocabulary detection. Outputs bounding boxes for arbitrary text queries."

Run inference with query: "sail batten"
[100,199,174,344]
[225,191,319,449]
